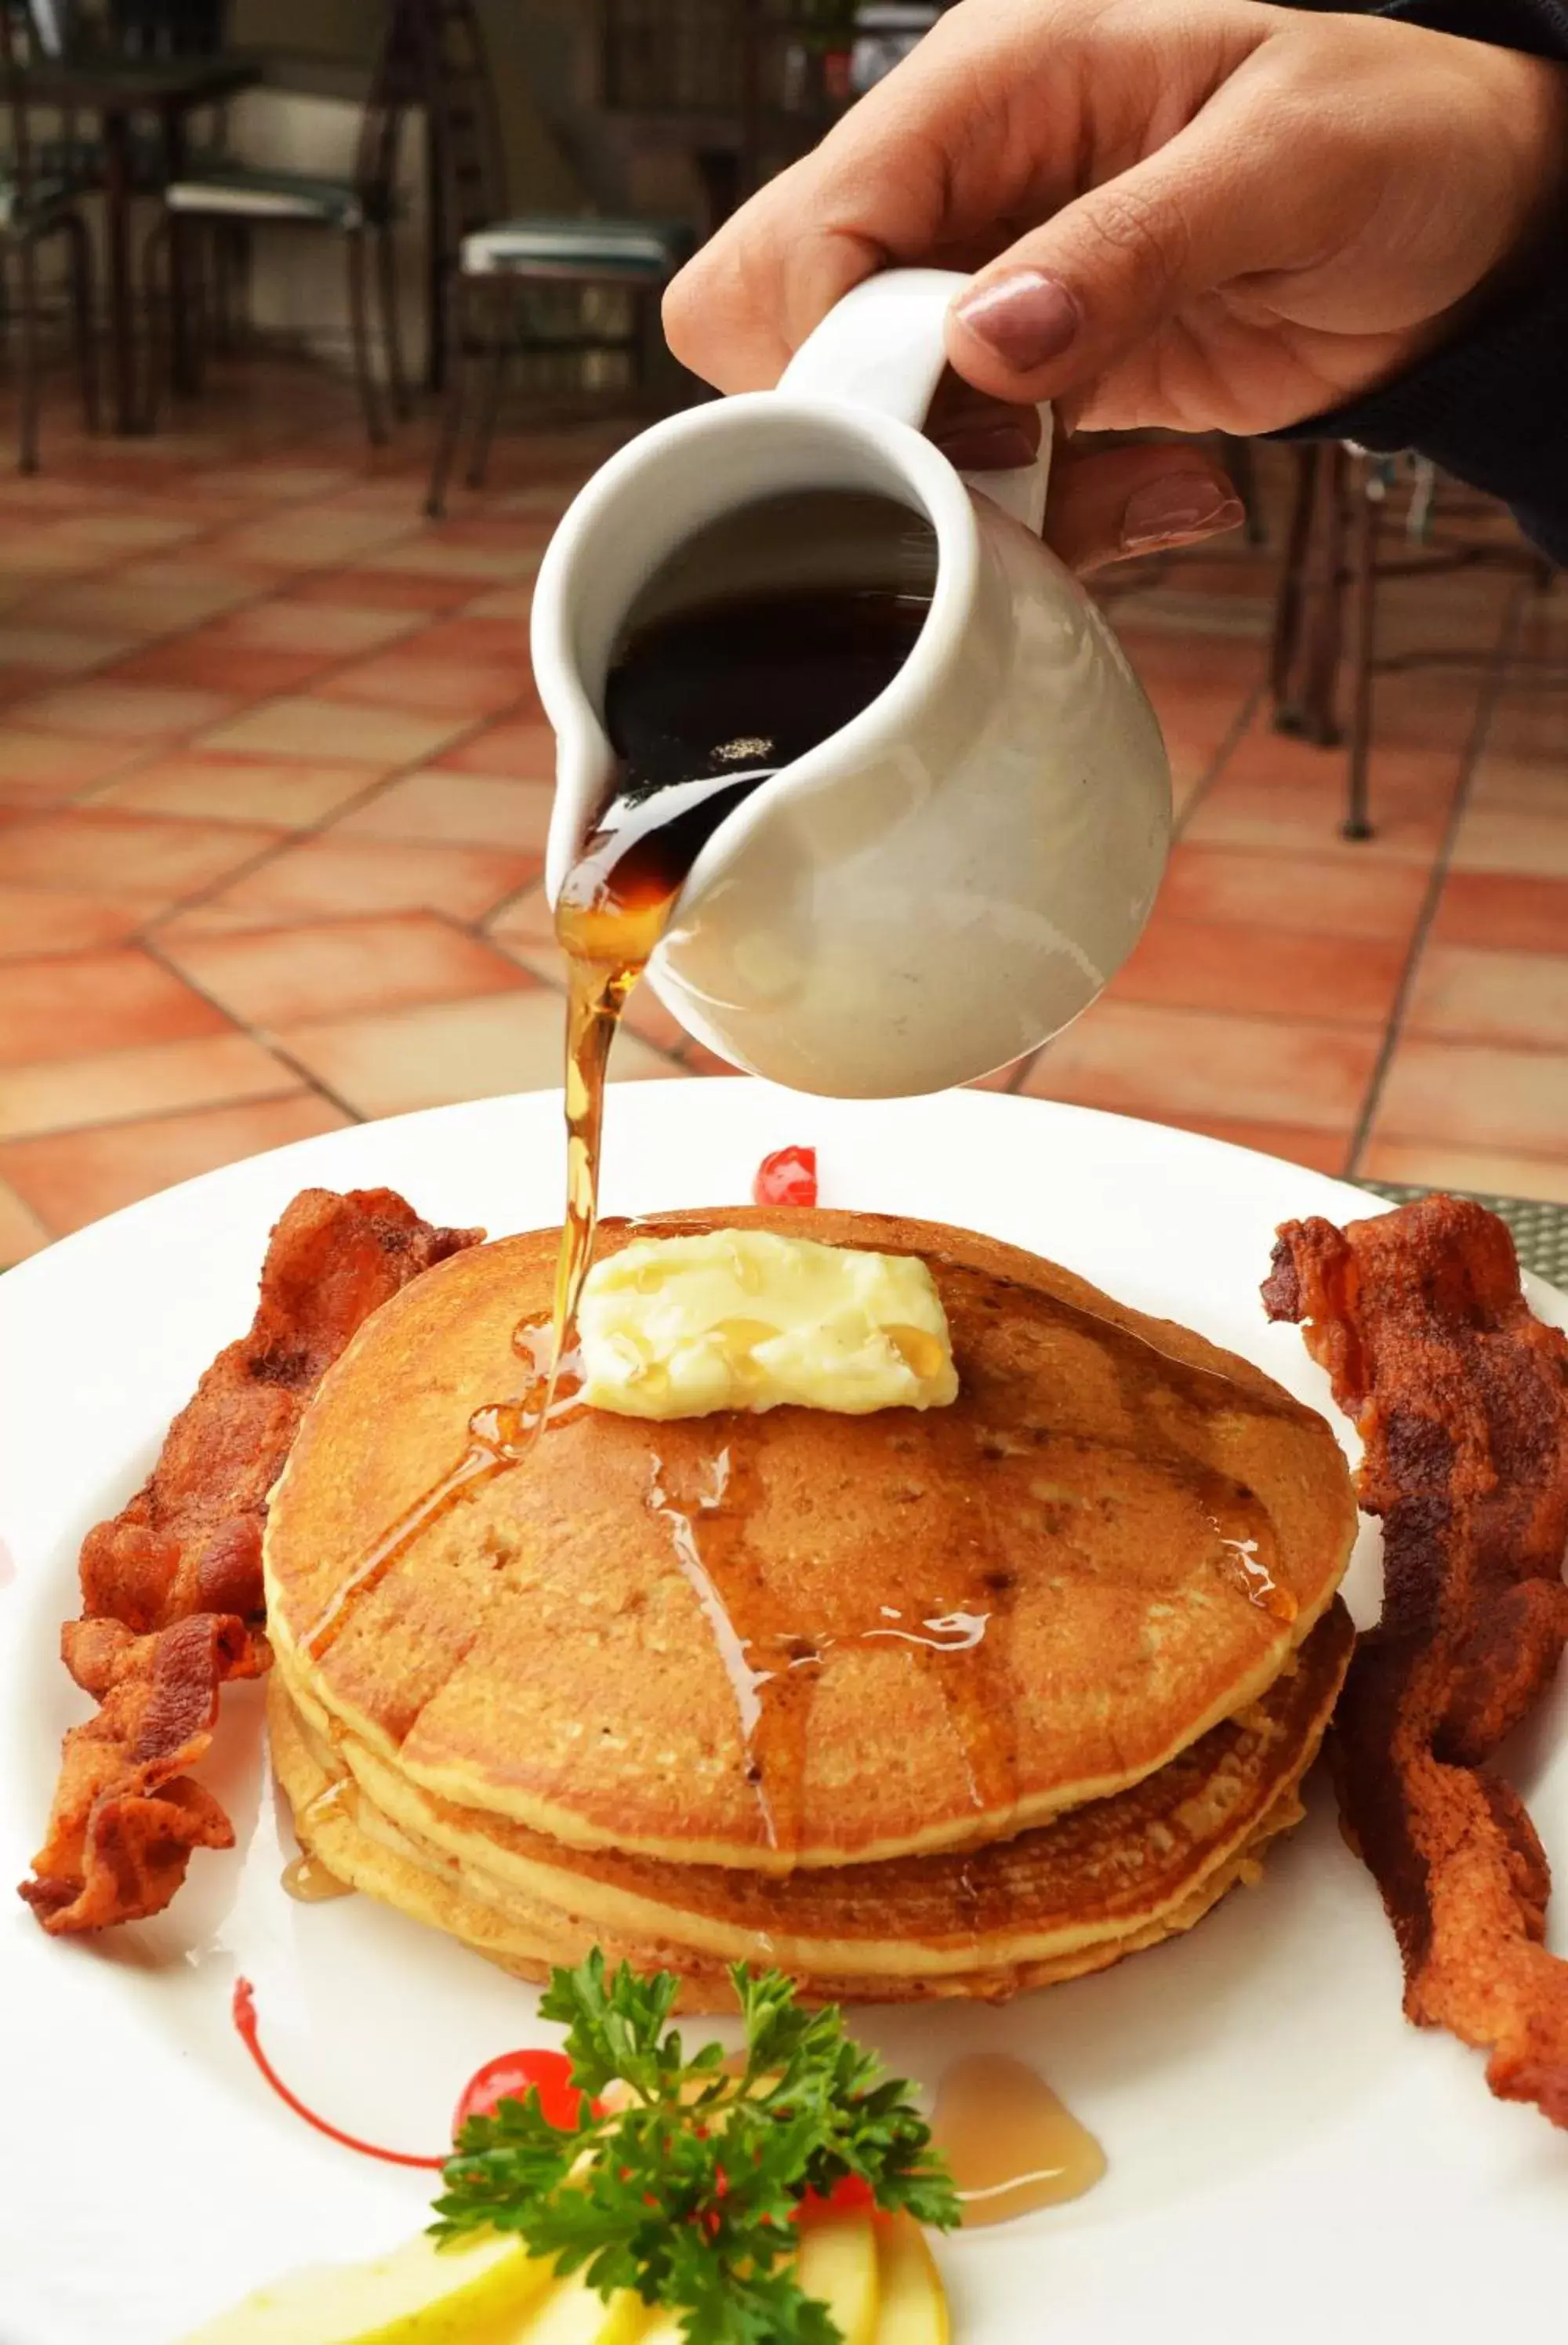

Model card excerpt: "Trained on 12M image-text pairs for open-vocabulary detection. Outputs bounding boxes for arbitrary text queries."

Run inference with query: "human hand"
[927,371,1243,572]
[665,0,1568,564]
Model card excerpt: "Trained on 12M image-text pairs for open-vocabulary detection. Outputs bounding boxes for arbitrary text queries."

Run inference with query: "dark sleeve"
[1273,0,1568,565]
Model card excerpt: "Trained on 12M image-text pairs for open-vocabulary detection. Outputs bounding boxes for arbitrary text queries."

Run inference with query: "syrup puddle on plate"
[280,1853,354,1904]
[932,2053,1106,2223]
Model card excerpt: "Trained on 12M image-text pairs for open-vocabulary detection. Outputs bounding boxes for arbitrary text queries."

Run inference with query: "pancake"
[268,1599,1353,2006]
[264,1208,1357,1871]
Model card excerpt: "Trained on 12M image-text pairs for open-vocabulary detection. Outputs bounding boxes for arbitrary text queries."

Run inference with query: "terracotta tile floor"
[2,358,1566,1258]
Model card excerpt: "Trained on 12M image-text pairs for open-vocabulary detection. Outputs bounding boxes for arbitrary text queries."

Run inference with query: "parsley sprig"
[431,1950,959,2343]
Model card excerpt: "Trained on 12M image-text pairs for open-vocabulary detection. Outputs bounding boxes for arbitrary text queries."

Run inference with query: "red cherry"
[452,2049,586,2138]
[753,1146,818,1207]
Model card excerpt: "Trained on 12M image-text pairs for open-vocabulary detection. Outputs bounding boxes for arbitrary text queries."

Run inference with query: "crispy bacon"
[78,1187,481,1636]
[20,1187,481,1934]
[1263,1194,1568,2124]
[20,1615,265,1932]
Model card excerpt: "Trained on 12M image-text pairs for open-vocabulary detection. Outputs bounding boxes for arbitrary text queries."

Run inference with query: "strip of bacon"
[1262,1194,1568,2125]
[20,1616,266,1932]
[20,1187,481,1934]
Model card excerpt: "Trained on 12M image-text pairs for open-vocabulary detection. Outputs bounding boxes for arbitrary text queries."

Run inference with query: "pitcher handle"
[777,267,1052,537]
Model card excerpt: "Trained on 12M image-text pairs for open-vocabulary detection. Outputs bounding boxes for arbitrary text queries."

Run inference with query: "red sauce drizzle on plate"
[231,1977,445,2170]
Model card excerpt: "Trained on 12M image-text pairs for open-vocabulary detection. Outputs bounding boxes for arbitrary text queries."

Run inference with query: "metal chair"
[143,0,415,443]
[419,0,695,516]
[1269,443,1562,839]
[1,2,100,470]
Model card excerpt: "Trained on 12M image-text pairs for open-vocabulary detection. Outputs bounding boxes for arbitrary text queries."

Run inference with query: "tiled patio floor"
[1,358,1566,1261]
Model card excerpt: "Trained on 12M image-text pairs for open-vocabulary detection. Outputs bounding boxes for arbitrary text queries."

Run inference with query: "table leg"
[163,108,197,398]
[1269,447,1319,730]
[1299,443,1348,746]
[1343,464,1380,842]
[101,108,139,435]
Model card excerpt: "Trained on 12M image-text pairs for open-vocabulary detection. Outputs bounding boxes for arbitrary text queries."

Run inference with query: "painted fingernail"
[935,422,1039,471]
[952,271,1080,371]
[1120,477,1245,554]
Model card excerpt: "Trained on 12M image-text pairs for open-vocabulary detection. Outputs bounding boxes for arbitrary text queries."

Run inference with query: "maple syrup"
[281,1777,357,1900]
[280,1853,354,1904]
[626,1241,1295,1854]
[932,2053,1106,2223]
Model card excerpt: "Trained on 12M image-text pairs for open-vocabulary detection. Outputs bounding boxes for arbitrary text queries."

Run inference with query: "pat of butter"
[578,1230,959,1419]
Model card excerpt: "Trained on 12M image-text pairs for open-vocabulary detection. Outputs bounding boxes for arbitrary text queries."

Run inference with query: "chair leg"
[1343,462,1380,843]
[227,223,254,346]
[140,214,170,433]
[376,224,412,423]
[223,223,249,350]
[346,227,387,448]
[16,234,41,474]
[210,224,231,353]
[426,271,478,518]
[178,224,209,402]
[64,214,100,434]
[465,282,511,492]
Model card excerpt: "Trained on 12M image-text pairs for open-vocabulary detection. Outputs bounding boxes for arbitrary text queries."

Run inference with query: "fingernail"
[1120,477,1245,554]
[953,271,1080,371]
[934,422,1039,471]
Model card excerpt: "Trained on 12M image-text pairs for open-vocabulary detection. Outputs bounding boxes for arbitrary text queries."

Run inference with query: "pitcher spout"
[543,702,618,905]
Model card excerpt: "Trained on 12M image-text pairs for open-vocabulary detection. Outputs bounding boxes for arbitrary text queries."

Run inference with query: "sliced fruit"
[795,2211,880,2345]
[176,2228,554,2345]
[512,2271,648,2344]
[876,2217,950,2345]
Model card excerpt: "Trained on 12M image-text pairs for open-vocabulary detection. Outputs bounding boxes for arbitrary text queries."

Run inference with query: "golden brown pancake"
[268,1600,1353,2007]
[264,1209,1356,1871]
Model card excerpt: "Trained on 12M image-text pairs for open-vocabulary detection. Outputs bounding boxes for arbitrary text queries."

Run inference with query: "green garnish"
[431,1950,959,2343]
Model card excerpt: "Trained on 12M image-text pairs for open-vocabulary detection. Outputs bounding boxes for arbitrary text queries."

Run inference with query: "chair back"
[1,4,41,203]
[109,0,225,56]
[401,0,506,249]
[350,0,421,219]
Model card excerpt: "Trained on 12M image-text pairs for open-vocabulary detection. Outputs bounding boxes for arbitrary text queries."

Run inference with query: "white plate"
[2,1083,1564,2345]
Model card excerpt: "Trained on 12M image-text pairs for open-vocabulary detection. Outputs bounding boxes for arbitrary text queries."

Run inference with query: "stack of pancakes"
[264,1209,1357,2008]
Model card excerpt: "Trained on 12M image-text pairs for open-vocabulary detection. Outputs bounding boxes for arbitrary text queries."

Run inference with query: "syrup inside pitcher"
[554,483,942,1060]
[572,485,938,895]
[544,486,938,1373]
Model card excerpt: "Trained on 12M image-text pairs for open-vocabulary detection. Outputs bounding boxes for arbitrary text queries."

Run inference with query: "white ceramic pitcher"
[532,267,1171,1098]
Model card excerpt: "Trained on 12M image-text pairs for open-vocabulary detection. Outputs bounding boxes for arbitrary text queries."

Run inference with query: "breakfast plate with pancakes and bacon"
[2,1081,1566,2345]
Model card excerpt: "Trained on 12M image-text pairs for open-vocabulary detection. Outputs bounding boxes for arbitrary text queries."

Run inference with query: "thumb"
[943,110,1281,405]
